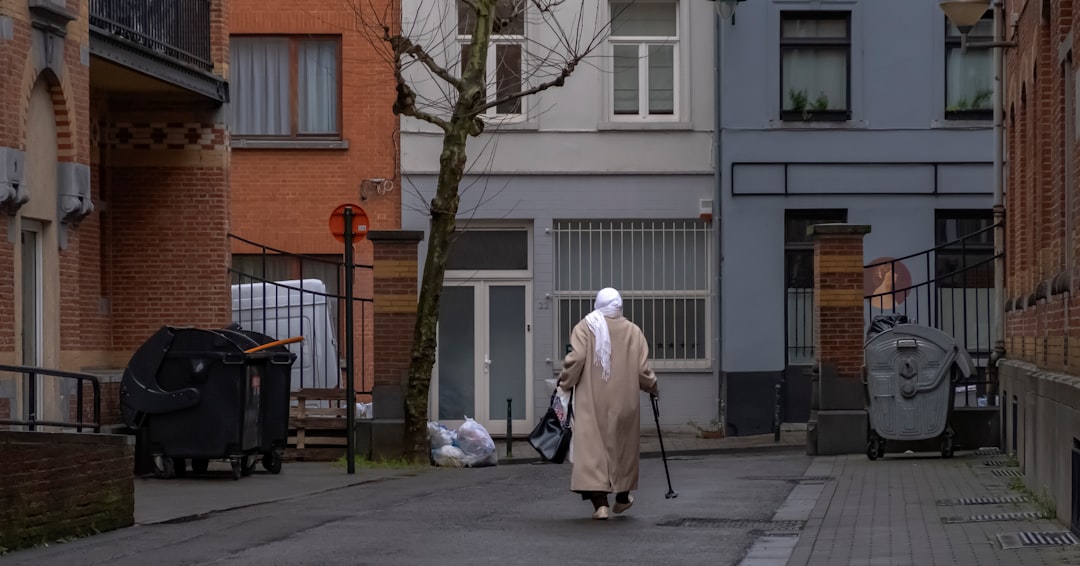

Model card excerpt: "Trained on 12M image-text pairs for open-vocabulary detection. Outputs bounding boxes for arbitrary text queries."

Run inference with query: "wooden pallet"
[287,388,348,461]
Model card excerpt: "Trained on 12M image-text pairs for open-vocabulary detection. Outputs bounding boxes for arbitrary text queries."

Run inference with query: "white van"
[230,279,340,391]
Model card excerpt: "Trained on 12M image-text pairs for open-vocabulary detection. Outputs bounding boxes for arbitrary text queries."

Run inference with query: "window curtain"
[613,44,639,114]
[298,40,338,134]
[230,37,290,136]
[610,1,677,116]
[648,45,675,114]
[946,48,992,110]
[782,48,847,110]
[610,1,676,36]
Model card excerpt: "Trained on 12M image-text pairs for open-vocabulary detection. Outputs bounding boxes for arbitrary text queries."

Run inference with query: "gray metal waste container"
[863,324,975,460]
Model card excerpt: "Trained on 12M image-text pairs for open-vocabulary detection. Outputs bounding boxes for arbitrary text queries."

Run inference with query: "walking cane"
[651,395,678,499]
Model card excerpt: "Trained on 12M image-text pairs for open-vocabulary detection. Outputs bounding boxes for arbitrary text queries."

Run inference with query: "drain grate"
[991,469,1025,477]
[742,475,834,483]
[937,495,1030,506]
[657,518,805,531]
[982,460,1007,467]
[942,511,1043,524]
[976,447,1002,456]
[997,531,1079,549]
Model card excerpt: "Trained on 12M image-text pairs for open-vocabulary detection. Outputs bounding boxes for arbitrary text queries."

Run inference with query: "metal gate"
[864,222,1001,407]
[227,234,374,397]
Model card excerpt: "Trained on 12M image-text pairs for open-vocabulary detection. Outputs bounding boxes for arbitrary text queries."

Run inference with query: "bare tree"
[354,0,608,460]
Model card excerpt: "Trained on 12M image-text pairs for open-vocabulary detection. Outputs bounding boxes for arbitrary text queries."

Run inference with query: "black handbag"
[528,388,574,463]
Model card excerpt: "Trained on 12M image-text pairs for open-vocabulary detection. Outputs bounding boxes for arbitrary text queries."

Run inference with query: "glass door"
[435,281,531,436]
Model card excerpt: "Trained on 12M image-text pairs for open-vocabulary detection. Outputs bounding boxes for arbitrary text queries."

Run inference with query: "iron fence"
[90,0,213,72]
[0,364,101,432]
[228,234,374,395]
[864,222,1000,407]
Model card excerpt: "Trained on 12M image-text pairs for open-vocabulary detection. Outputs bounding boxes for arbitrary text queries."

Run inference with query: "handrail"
[0,364,101,433]
[865,223,996,268]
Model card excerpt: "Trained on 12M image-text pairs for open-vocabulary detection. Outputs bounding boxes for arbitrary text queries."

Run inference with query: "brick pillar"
[364,230,423,459]
[808,223,871,456]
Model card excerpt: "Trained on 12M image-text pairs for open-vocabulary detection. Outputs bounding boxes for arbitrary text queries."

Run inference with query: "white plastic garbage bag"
[456,417,498,467]
[431,445,466,468]
[427,421,456,449]
[356,402,373,419]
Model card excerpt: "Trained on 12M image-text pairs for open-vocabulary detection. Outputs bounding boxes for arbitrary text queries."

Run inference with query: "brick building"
[0,0,231,427]
[227,0,401,395]
[1000,0,1080,529]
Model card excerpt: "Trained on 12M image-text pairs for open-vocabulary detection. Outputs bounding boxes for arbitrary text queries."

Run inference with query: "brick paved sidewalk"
[782,451,1080,566]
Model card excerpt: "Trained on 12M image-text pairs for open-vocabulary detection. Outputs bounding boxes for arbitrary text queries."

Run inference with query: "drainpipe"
[713,10,725,435]
[989,0,1005,395]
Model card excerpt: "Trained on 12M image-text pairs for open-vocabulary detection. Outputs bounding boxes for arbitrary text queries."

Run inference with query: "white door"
[434,280,532,436]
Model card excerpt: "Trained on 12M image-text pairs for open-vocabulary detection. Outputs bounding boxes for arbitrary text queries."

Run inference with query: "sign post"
[329,204,368,474]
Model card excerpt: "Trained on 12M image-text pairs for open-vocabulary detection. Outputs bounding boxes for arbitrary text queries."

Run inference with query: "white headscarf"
[584,287,623,382]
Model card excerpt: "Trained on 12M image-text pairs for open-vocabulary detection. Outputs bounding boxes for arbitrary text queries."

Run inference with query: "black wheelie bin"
[217,325,293,474]
[119,326,296,480]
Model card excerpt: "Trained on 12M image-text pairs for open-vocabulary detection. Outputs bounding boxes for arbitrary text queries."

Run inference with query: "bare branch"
[385,27,463,89]
[476,57,576,114]
[394,76,451,130]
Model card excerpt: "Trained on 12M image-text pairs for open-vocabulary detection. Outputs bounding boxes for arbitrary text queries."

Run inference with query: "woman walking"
[557,287,659,520]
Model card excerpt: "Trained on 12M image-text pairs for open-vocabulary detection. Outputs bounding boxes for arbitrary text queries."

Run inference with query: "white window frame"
[551,219,712,370]
[607,0,681,122]
[457,5,528,124]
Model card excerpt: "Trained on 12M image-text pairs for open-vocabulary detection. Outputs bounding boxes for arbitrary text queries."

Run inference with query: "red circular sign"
[328,204,369,244]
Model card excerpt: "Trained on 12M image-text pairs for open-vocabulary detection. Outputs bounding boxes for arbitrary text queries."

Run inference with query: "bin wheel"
[262,452,283,474]
[230,459,242,480]
[941,437,955,459]
[241,455,257,477]
[154,456,175,479]
[867,437,879,461]
[172,458,187,478]
[191,459,210,474]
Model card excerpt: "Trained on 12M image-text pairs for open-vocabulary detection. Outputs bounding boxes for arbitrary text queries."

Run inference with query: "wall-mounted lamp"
[938,0,988,35]
[938,0,1014,52]
[709,0,746,25]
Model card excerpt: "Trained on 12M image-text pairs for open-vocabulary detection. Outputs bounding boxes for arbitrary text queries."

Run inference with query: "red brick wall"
[0,431,134,551]
[107,163,231,350]
[812,226,870,379]
[0,2,91,359]
[1004,0,1080,371]
[0,398,9,430]
[227,0,401,259]
[228,0,400,395]
[0,244,12,356]
[370,232,422,391]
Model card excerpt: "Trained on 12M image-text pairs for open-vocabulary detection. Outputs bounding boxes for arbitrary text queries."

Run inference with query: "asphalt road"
[2,450,811,566]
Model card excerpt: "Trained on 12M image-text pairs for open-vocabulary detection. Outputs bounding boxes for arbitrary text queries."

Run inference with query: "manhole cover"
[942,511,1043,524]
[982,460,1006,466]
[937,495,1029,506]
[657,518,805,531]
[997,531,1079,549]
[976,447,1002,456]
[991,469,1025,477]
[742,475,834,483]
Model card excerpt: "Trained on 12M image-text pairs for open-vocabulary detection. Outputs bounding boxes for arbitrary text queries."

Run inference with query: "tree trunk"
[401,0,496,462]
[403,125,472,460]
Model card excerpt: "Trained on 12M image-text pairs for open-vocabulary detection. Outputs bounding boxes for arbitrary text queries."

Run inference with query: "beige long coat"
[558,315,658,494]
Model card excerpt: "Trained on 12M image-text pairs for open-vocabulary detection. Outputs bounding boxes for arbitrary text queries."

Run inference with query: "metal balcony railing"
[90,0,212,72]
